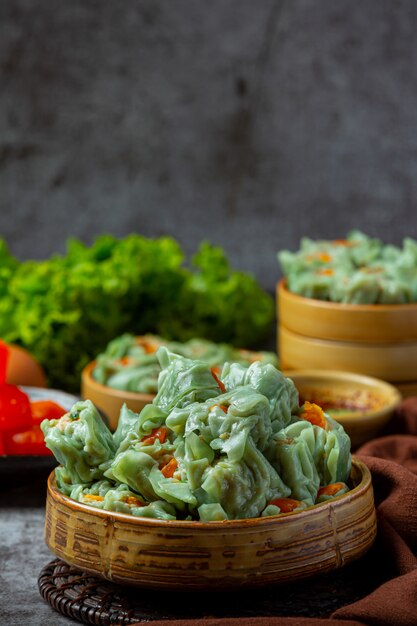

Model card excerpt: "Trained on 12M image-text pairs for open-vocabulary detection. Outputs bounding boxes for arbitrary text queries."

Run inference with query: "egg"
[5,343,47,388]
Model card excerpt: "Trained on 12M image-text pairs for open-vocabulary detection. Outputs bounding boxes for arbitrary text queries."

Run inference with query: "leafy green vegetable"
[0,235,274,391]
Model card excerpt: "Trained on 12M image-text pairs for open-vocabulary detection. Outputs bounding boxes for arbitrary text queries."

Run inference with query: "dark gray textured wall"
[1,0,417,290]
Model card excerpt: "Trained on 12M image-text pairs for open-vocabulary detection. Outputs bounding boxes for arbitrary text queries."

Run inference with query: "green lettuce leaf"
[0,235,273,391]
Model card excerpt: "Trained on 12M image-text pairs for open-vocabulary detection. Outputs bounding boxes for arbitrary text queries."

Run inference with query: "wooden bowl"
[283,370,401,448]
[44,459,376,590]
[279,325,417,383]
[277,280,417,343]
[81,361,154,431]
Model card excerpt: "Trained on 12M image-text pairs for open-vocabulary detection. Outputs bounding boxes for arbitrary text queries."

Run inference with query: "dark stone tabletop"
[0,470,74,625]
[0,464,386,626]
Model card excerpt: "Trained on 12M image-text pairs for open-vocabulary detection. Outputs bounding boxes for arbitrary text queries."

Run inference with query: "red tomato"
[1,390,65,456]
[30,400,66,424]
[6,425,53,456]
[0,384,32,432]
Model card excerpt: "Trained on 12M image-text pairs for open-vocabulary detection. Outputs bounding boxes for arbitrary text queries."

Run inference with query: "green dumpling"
[113,403,168,451]
[167,385,272,461]
[47,349,353,523]
[105,448,159,501]
[268,420,320,506]
[317,415,352,485]
[266,410,351,506]
[70,480,177,520]
[278,230,417,304]
[92,333,161,393]
[92,333,278,395]
[221,361,299,431]
[41,400,116,485]
[167,385,290,519]
[106,363,161,393]
[153,348,221,412]
[199,437,290,520]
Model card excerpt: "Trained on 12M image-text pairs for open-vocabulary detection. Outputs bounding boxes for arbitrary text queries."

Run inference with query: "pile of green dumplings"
[42,348,352,521]
[92,333,278,395]
[279,230,417,304]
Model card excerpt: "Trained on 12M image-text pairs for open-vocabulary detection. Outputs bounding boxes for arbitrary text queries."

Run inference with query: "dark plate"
[0,454,58,487]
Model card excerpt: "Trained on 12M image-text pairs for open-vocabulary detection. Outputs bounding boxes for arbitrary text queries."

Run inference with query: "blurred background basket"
[278,280,417,396]
[81,361,154,431]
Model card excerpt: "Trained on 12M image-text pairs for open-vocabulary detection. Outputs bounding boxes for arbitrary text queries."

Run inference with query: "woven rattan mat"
[38,550,387,625]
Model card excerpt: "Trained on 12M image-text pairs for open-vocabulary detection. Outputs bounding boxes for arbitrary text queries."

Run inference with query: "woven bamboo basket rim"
[47,457,371,529]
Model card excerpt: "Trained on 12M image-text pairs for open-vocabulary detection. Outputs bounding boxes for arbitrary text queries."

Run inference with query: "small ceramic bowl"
[284,370,401,448]
[81,361,154,431]
[44,458,376,590]
[277,279,417,343]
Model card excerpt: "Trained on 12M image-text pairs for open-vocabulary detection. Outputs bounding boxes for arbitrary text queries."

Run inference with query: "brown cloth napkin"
[132,399,417,626]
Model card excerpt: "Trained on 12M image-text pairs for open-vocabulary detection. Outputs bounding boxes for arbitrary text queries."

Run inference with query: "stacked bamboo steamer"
[278,280,417,397]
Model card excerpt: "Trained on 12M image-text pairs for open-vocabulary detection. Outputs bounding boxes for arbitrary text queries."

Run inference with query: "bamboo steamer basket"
[284,370,401,448]
[81,361,154,431]
[44,459,376,590]
[279,326,417,383]
[277,280,417,343]
[278,279,417,389]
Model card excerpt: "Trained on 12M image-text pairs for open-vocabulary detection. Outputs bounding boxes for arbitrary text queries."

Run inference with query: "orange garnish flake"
[118,356,133,365]
[316,268,334,276]
[141,426,168,446]
[124,495,144,506]
[83,494,104,502]
[137,338,159,354]
[209,404,228,414]
[160,457,178,478]
[275,437,294,446]
[56,412,79,431]
[211,367,226,393]
[306,252,332,263]
[332,239,354,247]
[268,498,301,513]
[239,349,263,363]
[300,401,327,429]
[317,483,345,498]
